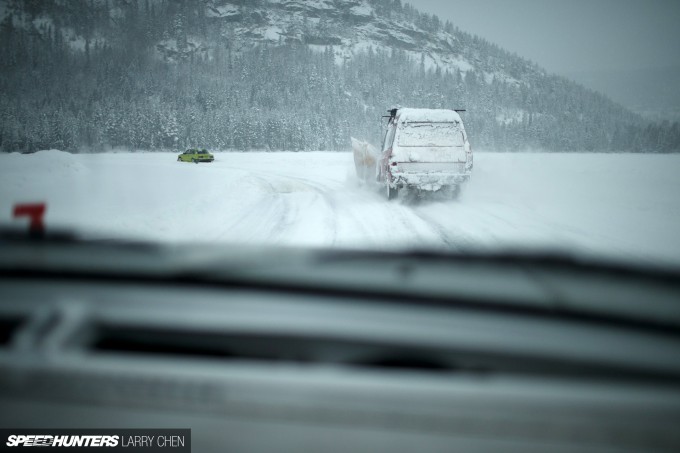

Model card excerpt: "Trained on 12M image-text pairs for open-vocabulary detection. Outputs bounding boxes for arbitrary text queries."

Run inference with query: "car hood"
[1,231,679,333]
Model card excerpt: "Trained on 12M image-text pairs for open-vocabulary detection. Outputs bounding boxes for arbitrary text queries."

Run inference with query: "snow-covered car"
[379,108,473,199]
[178,148,214,163]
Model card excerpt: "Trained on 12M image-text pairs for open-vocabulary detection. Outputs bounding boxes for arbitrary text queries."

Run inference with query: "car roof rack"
[382,108,466,117]
[381,108,399,122]
[382,108,466,122]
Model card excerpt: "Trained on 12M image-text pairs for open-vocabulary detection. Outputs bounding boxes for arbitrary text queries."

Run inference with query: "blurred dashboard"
[1,237,680,452]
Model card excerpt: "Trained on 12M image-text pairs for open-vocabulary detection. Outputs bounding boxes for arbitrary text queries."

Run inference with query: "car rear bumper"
[390,162,471,190]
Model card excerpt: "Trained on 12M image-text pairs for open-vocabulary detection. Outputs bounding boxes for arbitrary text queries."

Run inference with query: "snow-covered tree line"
[0,0,678,153]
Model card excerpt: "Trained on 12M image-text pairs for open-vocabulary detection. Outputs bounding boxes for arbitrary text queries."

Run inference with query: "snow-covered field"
[2,150,680,267]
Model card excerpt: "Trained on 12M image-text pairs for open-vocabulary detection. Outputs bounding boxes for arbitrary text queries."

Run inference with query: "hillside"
[0,0,678,152]
[567,66,680,123]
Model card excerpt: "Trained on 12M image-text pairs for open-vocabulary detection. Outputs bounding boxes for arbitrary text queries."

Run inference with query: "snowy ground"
[2,150,680,267]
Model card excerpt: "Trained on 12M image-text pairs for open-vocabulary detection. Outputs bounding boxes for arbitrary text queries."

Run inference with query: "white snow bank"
[1,151,679,268]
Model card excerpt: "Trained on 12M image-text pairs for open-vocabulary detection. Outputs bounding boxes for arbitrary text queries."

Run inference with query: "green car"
[177,148,214,163]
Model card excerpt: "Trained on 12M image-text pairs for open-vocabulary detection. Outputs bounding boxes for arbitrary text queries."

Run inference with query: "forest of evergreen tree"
[1,0,678,153]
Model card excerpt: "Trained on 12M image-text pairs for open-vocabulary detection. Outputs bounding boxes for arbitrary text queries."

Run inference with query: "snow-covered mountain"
[207,1,476,72]
[0,0,678,152]
[162,0,530,83]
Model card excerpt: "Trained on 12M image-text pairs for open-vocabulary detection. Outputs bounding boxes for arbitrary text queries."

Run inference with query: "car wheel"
[192,159,198,164]
[449,185,461,200]
[387,184,398,200]
[177,157,181,162]
[440,185,461,200]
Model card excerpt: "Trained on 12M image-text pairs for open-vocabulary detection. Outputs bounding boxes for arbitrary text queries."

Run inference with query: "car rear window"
[398,122,465,147]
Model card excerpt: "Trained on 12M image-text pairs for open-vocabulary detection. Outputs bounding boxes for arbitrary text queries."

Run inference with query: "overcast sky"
[411,0,680,75]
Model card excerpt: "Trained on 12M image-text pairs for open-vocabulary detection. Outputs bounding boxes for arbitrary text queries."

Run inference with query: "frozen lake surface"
[2,150,680,267]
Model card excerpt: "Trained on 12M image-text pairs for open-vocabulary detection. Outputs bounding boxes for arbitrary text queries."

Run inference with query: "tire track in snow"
[269,174,340,246]
[224,166,426,249]
[410,205,475,251]
[211,160,508,251]
[216,175,291,243]
[219,170,342,245]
